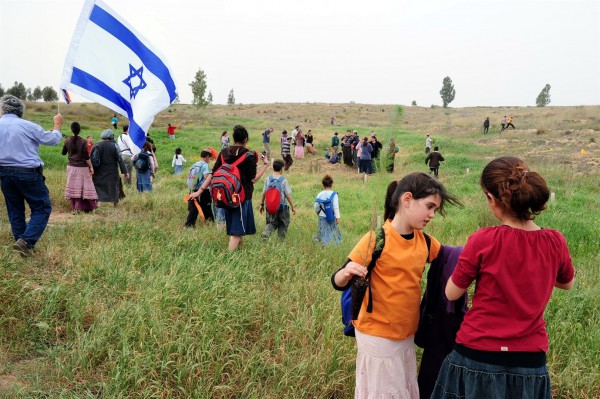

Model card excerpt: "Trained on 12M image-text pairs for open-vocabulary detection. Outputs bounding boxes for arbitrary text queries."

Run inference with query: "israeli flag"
[60,0,177,152]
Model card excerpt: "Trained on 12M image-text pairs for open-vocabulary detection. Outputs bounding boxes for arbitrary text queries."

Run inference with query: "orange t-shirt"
[348,220,441,341]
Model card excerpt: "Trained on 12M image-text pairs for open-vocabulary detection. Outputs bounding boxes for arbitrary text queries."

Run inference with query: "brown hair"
[322,174,334,188]
[384,172,460,220]
[481,156,549,220]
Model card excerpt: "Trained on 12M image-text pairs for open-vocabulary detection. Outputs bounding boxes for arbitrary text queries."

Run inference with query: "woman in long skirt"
[92,129,129,206]
[62,122,98,212]
[294,130,305,159]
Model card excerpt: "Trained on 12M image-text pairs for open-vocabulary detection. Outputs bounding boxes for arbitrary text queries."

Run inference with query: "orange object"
[183,194,205,220]
[208,147,218,160]
[347,220,441,341]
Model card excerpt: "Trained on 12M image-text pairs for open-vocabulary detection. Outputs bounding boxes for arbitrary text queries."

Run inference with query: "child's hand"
[335,218,340,225]
[341,262,367,280]
[259,204,264,214]
[291,206,296,215]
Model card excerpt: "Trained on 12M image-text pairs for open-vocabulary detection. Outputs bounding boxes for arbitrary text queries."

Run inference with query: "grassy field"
[0,102,599,398]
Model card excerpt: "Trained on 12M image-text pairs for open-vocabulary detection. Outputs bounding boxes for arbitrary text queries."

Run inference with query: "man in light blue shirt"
[0,95,63,256]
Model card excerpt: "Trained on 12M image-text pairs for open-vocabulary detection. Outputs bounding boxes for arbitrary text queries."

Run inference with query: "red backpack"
[210,153,250,209]
[264,175,285,216]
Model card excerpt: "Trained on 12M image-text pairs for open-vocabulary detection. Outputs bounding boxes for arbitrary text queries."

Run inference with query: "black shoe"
[12,238,33,257]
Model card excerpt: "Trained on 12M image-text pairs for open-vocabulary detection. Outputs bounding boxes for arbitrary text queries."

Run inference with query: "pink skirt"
[65,165,99,208]
[355,329,419,399]
[294,145,305,158]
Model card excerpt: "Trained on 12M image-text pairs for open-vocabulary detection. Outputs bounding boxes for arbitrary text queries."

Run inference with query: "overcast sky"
[1,0,599,106]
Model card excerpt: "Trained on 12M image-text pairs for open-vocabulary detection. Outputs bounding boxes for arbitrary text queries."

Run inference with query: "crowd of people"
[0,95,575,399]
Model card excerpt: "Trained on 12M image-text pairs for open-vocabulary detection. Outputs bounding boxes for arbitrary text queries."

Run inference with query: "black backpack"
[134,152,151,172]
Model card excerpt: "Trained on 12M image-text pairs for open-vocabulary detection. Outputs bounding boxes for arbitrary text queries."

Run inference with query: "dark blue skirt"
[224,200,256,236]
[431,350,551,399]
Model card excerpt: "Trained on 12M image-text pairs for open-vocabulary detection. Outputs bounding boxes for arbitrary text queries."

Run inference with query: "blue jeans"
[0,168,53,248]
[431,350,551,399]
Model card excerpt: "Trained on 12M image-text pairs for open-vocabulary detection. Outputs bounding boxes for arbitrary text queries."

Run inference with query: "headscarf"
[0,95,25,118]
[100,129,114,140]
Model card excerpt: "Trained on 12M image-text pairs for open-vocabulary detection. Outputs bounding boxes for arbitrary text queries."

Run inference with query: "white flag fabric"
[60,0,177,152]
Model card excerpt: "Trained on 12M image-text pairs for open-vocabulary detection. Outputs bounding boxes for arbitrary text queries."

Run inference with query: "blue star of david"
[122,64,147,100]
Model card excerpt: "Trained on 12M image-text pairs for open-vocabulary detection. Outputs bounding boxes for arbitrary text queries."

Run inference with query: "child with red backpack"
[259,160,296,240]
[210,125,270,251]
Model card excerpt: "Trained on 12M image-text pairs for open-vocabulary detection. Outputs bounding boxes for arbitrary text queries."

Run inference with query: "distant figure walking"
[294,130,305,159]
[425,146,445,177]
[62,122,98,213]
[280,130,293,171]
[306,130,318,155]
[86,136,94,155]
[506,116,515,130]
[133,142,156,193]
[117,125,134,185]
[342,130,353,167]
[330,115,335,125]
[331,131,340,153]
[172,147,187,175]
[263,127,273,160]
[483,117,490,134]
[359,137,374,174]
[426,134,432,154]
[387,139,399,173]
[500,116,507,132]
[221,131,230,150]
[167,123,177,139]
[370,133,383,172]
[314,174,341,246]
[111,114,118,129]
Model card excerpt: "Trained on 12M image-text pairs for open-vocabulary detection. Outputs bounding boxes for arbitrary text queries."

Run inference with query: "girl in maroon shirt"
[432,156,575,399]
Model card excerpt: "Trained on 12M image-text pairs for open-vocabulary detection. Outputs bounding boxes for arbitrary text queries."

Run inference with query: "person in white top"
[314,174,342,246]
[425,134,432,154]
[171,147,187,175]
[117,125,135,184]
[291,125,299,154]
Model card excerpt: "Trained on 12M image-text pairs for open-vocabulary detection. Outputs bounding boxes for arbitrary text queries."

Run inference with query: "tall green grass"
[0,105,598,398]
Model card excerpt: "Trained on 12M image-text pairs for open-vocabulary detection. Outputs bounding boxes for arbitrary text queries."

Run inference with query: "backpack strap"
[328,191,337,202]
[366,226,386,313]
[229,152,250,168]
[423,232,432,263]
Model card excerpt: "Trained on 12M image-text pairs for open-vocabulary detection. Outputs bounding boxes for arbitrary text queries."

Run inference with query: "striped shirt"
[281,138,291,155]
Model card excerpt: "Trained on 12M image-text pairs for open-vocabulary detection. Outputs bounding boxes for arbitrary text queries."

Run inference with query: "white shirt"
[426,137,432,148]
[291,129,298,140]
[118,133,135,155]
[172,154,187,167]
[314,189,340,219]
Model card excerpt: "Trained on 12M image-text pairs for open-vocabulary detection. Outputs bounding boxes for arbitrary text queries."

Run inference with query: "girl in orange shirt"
[332,172,460,398]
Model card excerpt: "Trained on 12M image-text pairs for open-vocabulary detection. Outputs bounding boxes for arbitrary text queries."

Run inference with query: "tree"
[33,86,43,101]
[227,89,235,105]
[6,81,27,100]
[207,91,213,105]
[439,76,456,108]
[411,100,417,106]
[41,86,59,102]
[26,88,35,102]
[536,84,551,107]
[189,68,208,107]
[0,84,4,97]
